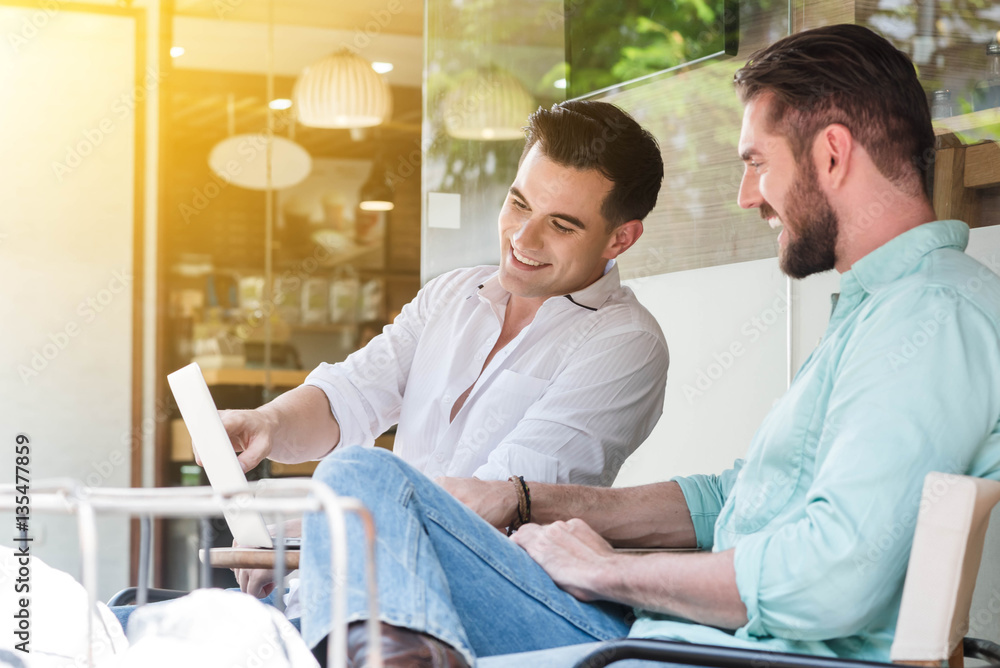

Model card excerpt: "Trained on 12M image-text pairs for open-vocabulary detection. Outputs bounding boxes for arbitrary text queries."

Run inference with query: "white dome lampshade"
[443,68,536,140]
[208,135,312,191]
[294,48,393,129]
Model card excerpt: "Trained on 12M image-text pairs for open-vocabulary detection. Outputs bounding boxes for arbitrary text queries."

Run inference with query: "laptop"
[167,362,301,549]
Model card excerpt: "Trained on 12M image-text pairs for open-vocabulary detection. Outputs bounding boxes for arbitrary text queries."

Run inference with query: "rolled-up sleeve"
[473,327,669,485]
[673,463,744,550]
[733,291,1000,641]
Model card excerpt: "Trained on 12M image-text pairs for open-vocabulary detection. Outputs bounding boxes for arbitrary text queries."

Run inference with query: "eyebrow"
[509,187,587,230]
[739,148,758,162]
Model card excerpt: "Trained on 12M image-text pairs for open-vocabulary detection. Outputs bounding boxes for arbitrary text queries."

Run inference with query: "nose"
[737,166,761,210]
[513,214,545,250]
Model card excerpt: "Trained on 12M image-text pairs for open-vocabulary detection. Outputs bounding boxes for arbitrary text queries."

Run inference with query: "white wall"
[0,7,138,600]
[964,225,1000,646]
[616,257,789,485]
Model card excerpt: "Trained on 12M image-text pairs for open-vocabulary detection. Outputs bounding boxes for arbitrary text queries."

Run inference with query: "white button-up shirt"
[304,263,669,485]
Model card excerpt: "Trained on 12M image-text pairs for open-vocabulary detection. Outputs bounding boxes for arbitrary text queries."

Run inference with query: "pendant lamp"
[359,157,394,211]
[294,48,393,129]
[208,95,312,191]
[443,67,536,140]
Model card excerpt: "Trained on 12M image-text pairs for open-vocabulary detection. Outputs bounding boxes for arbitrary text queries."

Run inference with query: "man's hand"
[233,519,301,598]
[511,519,616,602]
[218,408,281,473]
[435,477,518,532]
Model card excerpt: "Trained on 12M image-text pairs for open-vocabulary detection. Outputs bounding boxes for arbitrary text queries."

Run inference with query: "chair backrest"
[891,472,1000,666]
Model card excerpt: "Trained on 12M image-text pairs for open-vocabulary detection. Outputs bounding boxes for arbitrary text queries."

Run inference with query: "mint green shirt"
[631,221,1000,660]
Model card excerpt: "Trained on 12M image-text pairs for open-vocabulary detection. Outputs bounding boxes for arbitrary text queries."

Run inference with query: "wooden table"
[201,547,300,569]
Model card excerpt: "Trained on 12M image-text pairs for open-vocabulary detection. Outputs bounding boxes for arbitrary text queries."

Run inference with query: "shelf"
[291,323,358,333]
[965,142,1000,189]
[203,547,299,570]
[270,461,319,476]
[201,367,309,387]
[277,237,383,271]
[934,108,1000,141]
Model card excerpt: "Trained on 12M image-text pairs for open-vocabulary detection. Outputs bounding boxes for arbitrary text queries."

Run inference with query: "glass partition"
[157,1,424,589]
[858,0,1000,228]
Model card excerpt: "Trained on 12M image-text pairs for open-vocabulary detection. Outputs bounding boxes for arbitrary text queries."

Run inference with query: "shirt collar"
[565,260,621,311]
[475,260,621,312]
[840,220,969,297]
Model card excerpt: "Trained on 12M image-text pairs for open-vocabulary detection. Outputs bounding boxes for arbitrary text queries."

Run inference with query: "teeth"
[513,248,543,266]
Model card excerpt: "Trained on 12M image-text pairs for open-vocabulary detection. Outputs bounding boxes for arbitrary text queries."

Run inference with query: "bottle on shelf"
[973,40,1000,112]
[329,266,361,324]
[301,277,329,325]
[931,89,953,119]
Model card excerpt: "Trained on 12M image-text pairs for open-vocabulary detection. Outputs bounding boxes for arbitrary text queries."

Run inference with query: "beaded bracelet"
[516,475,531,525]
[506,475,530,535]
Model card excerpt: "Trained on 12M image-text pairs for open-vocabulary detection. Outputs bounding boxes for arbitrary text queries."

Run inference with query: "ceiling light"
[294,48,393,129]
[372,62,394,74]
[359,159,394,212]
[359,201,394,212]
[443,68,536,141]
[170,46,185,58]
[269,98,292,110]
[208,136,312,191]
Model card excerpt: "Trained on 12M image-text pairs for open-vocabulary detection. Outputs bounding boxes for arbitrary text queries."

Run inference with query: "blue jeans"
[298,446,632,665]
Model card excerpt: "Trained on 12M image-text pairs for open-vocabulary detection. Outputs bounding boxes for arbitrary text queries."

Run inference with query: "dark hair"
[521,100,664,230]
[733,24,934,198]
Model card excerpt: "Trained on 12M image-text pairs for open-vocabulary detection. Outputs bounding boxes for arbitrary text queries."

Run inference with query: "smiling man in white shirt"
[220,100,668,493]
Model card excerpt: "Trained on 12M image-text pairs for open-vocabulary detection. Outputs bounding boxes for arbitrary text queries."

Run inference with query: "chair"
[573,472,1000,668]
[107,587,189,607]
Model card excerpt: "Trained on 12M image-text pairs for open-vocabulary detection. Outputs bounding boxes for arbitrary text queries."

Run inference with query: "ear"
[604,219,644,258]
[814,123,854,191]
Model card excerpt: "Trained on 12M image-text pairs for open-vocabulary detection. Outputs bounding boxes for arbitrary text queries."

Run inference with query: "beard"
[776,160,839,280]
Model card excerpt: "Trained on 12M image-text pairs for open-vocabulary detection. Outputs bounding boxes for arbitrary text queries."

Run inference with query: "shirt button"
[435,452,446,464]
[475,352,484,361]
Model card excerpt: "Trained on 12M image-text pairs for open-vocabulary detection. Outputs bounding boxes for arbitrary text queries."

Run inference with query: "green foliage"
[567,0,727,97]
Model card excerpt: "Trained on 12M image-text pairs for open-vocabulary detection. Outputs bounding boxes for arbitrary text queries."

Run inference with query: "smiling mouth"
[511,247,547,268]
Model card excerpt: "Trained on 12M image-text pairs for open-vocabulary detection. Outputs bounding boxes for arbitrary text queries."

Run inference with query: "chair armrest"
[891,474,1000,663]
[963,638,1000,664]
[572,639,908,668]
[107,587,189,607]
